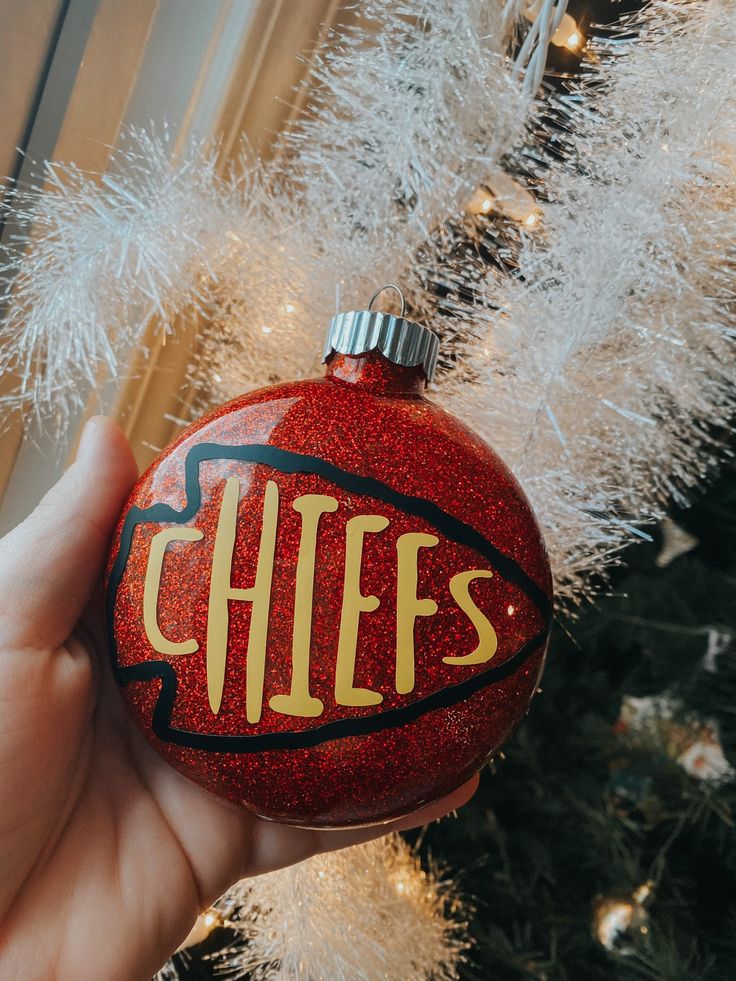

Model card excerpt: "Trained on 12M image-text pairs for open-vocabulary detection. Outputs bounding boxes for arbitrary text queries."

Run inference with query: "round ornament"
[592,882,653,956]
[106,288,553,827]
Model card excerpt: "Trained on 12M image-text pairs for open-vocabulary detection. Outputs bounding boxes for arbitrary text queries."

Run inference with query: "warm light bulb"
[465,186,497,216]
[176,909,221,952]
[549,13,583,50]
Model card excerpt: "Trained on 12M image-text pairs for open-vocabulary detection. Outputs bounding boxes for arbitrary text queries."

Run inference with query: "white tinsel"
[441,0,736,604]
[0,128,227,427]
[276,0,528,299]
[211,835,466,981]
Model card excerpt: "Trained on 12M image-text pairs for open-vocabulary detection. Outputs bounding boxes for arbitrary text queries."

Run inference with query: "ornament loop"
[323,285,439,382]
[368,284,407,318]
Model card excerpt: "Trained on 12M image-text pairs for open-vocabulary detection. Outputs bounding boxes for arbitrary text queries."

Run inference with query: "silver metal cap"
[322,285,440,383]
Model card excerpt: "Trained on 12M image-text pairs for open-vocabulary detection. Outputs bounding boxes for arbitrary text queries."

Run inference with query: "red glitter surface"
[107,351,553,827]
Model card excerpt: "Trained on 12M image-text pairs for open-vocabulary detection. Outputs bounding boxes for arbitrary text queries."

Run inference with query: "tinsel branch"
[276,0,528,298]
[439,0,736,605]
[0,130,231,428]
[212,836,467,981]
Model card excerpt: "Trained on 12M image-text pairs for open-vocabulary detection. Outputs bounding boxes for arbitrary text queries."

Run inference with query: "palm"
[0,418,475,981]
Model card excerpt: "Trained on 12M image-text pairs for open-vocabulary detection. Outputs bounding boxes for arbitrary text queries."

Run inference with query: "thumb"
[0,416,138,650]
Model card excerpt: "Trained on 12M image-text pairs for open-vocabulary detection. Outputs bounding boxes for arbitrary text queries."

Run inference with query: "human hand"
[0,417,477,981]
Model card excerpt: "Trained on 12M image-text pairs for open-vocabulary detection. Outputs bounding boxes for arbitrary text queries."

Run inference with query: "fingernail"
[76,417,102,463]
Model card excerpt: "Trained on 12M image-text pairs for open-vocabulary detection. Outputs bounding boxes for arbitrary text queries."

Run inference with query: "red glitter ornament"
[106,292,553,828]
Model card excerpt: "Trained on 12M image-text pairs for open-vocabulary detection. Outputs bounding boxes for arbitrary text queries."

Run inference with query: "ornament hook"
[368,284,406,318]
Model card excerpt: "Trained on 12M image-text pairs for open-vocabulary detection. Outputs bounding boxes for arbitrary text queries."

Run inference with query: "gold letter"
[335,514,389,706]
[444,570,498,665]
[269,494,338,718]
[144,527,203,655]
[395,532,439,694]
[207,477,279,719]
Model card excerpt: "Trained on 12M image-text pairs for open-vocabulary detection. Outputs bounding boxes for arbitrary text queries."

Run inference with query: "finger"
[385,773,480,832]
[317,774,481,851]
[246,774,480,876]
[0,416,138,650]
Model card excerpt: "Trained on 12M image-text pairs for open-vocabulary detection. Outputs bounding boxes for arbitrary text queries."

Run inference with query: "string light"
[525,5,584,52]
[592,882,654,955]
[466,168,539,225]
[176,909,223,952]
[551,13,584,50]
[465,186,496,215]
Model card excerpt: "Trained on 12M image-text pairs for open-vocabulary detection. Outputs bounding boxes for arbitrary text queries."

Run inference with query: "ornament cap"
[323,286,439,383]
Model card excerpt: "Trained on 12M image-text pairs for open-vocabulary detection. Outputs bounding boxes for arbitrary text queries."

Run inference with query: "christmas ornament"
[591,882,653,956]
[107,288,552,827]
[677,733,734,784]
[614,693,735,786]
